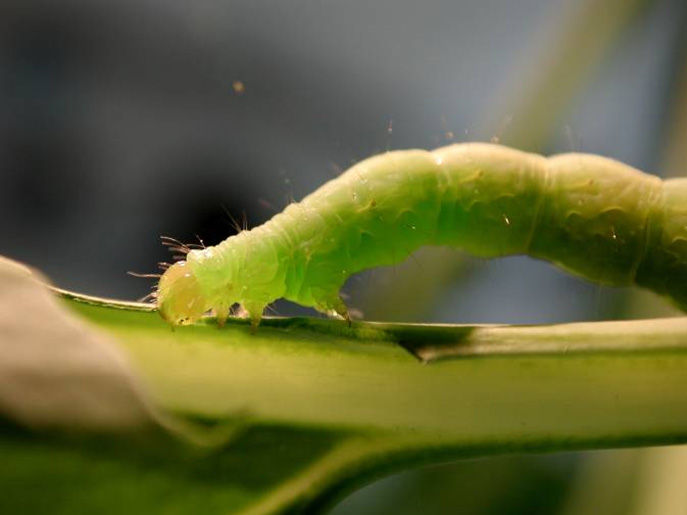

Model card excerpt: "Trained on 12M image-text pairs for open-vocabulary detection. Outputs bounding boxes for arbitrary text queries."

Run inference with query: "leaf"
[2,255,687,514]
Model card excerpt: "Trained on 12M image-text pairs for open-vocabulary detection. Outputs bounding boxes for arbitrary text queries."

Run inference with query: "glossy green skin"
[181,143,687,323]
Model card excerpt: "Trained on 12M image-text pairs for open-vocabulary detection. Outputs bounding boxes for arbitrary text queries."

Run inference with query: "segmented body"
[156,143,687,327]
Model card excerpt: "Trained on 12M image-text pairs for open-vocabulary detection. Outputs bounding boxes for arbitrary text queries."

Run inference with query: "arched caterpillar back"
[157,143,687,328]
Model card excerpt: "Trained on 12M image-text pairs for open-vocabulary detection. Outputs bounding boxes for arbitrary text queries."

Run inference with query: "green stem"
[67,299,687,446]
[55,294,687,513]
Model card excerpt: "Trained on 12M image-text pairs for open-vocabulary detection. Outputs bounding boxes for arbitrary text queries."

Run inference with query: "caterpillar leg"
[315,293,351,326]
[212,303,230,327]
[241,302,266,333]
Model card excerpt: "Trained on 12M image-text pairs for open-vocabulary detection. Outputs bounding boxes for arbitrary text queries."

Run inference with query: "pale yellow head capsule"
[157,261,209,325]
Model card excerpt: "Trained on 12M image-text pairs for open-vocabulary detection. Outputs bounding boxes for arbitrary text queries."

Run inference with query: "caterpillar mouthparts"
[157,260,208,326]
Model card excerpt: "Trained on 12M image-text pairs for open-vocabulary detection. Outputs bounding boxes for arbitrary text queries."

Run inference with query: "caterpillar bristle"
[137,291,158,303]
[184,235,205,250]
[264,304,279,316]
[160,236,197,256]
[221,204,246,234]
[166,245,191,255]
[127,271,162,279]
[160,236,184,244]
[160,236,187,247]
[157,262,172,271]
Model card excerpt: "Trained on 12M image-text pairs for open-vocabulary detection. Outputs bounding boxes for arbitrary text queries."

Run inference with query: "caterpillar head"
[157,260,209,325]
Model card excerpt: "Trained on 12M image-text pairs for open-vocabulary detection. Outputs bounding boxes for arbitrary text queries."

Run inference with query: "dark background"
[2,0,687,512]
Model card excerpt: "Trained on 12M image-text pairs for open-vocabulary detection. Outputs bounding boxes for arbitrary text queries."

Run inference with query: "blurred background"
[1,0,687,512]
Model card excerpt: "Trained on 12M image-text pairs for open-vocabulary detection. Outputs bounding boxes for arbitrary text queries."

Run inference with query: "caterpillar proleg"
[157,143,687,328]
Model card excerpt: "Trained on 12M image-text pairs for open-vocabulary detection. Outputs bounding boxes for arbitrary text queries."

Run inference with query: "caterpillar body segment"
[156,143,687,327]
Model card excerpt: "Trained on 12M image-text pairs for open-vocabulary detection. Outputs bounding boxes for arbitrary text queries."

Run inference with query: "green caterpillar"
[156,143,687,328]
